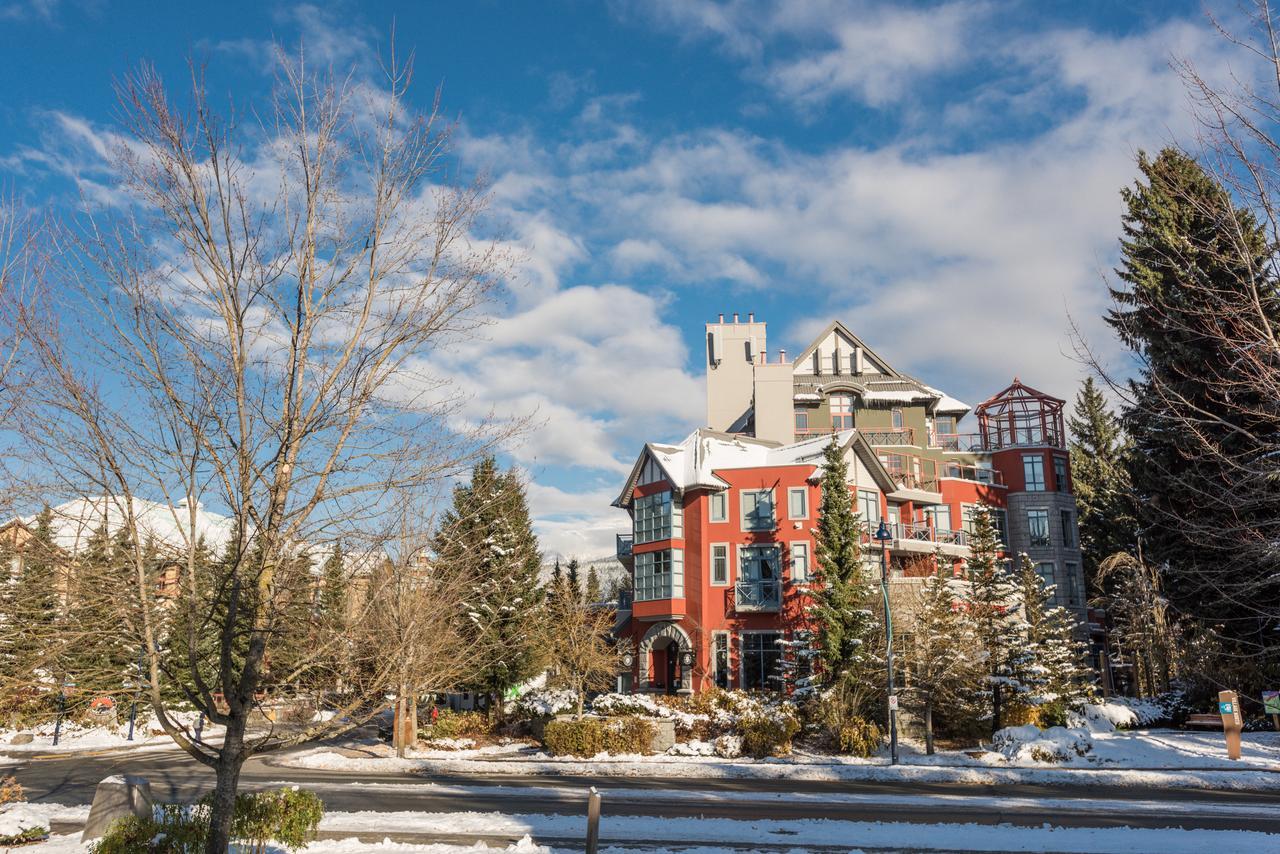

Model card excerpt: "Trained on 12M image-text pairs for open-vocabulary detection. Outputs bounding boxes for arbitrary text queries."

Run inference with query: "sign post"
[585,787,601,854]
[1263,691,1280,732]
[1218,690,1243,760]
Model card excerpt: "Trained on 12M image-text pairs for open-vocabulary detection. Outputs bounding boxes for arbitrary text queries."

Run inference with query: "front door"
[665,646,678,695]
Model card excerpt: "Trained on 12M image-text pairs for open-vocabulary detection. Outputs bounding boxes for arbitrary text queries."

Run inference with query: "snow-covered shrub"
[512,688,578,719]
[713,733,743,758]
[993,724,1092,764]
[0,803,47,847]
[667,739,716,756]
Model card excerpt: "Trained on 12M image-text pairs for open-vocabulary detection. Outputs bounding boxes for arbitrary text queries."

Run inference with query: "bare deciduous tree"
[8,44,516,852]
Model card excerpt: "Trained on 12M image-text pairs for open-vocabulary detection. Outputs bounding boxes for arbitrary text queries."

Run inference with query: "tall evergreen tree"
[1067,377,1135,589]
[1107,147,1280,650]
[1011,555,1094,709]
[10,507,65,690]
[903,563,979,754]
[963,507,1023,734]
[65,523,134,698]
[585,564,601,604]
[809,440,880,718]
[433,457,545,715]
[566,558,582,604]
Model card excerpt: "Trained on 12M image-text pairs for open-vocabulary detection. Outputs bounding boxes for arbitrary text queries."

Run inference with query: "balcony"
[940,462,1004,486]
[735,579,781,612]
[794,427,837,441]
[932,431,983,452]
[616,533,633,560]
[862,428,915,446]
[865,523,970,555]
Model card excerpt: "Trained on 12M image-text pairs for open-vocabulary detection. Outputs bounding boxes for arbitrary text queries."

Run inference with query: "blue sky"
[0,0,1233,556]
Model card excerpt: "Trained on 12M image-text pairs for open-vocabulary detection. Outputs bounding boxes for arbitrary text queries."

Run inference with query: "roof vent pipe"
[779,348,786,362]
[733,312,739,322]
[748,312,755,322]
[718,313,724,322]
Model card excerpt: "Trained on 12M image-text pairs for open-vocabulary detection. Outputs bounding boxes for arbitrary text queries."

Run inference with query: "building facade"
[613,315,1086,694]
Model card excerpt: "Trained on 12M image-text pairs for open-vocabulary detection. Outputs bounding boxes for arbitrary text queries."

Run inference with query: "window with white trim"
[741,489,776,531]
[1027,509,1051,547]
[858,490,880,525]
[1023,454,1046,492]
[787,487,808,520]
[740,631,782,691]
[830,393,854,429]
[790,541,810,582]
[1053,456,1070,493]
[635,548,683,601]
[634,490,681,544]
[712,631,730,689]
[709,491,727,523]
[710,543,729,586]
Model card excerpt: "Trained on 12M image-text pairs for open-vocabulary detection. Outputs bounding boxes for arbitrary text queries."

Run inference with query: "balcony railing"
[862,428,915,446]
[735,579,781,611]
[888,472,940,493]
[616,533,634,559]
[941,463,1004,486]
[866,523,969,548]
[794,427,837,441]
[932,431,984,451]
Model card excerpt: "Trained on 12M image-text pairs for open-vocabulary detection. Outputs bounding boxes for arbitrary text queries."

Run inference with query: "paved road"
[5,744,1280,835]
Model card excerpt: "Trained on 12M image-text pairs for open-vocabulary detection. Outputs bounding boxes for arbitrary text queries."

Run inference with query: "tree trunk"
[924,700,935,756]
[205,715,246,854]
[991,682,1002,736]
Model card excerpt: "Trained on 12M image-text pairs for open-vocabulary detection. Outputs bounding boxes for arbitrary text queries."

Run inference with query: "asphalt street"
[4,743,1280,836]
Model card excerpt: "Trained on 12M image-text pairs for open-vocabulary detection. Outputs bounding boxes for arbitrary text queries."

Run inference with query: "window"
[795,411,809,432]
[1023,454,1046,491]
[830,393,854,429]
[710,543,729,586]
[790,541,810,582]
[1061,510,1075,548]
[934,415,957,436]
[858,490,880,525]
[891,408,904,430]
[1027,509,1051,547]
[962,504,1008,547]
[741,489,776,531]
[741,632,782,690]
[737,545,781,610]
[923,505,951,532]
[712,632,730,689]
[634,490,680,544]
[1034,561,1056,591]
[1064,563,1081,605]
[635,549,683,601]
[831,349,842,374]
[1054,456,1070,493]
[788,487,808,520]
[991,508,1009,547]
[709,491,727,523]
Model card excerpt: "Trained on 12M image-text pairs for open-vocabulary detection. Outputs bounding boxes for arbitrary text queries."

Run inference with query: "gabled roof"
[975,377,1065,412]
[790,320,903,379]
[613,428,900,507]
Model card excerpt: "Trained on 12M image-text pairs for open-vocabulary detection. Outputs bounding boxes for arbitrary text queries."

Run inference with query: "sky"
[0,0,1242,558]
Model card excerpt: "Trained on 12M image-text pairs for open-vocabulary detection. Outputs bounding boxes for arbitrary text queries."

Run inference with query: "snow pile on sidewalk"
[0,803,49,840]
[994,725,1093,763]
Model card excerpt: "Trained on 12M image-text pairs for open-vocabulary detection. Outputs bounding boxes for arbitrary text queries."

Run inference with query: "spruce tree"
[903,562,979,754]
[65,523,134,699]
[963,507,1022,734]
[566,558,581,604]
[433,457,545,715]
[1013,554,1095,710]
[585,564,601,604]
[10,507,65,694]
[809,439,880,718]
[1067,377,1135,589]
[1107,147,1280,647]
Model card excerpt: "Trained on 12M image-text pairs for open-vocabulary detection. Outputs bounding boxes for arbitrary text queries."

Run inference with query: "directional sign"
[1219,700,1235,715]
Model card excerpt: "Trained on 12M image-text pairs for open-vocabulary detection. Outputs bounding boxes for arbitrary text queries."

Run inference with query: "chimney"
[779,348,786,362]
[748,312,755,322]
[718,313,724,322]
[733,312,740,323]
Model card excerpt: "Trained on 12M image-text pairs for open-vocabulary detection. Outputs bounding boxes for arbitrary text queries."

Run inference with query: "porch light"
[680,651,694,667]
[621,652,635,669]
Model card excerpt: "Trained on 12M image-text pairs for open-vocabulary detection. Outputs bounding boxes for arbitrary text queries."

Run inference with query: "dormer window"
[891,408,904,430]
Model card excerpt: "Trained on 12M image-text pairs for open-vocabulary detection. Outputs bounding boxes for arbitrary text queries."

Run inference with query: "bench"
[1186,713,1222,730]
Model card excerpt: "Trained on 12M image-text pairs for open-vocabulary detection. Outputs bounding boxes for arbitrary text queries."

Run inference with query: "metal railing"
[940,463,1003,485]
[735,579,781,611]
[932,431,984,451]
[888,472,940,493]
[864,523,969,548]
[794,427,837,440]
[616,533,633,559]
[862,428,915,446]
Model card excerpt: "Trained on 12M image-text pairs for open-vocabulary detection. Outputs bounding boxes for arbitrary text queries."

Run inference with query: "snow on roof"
[923,385,971,414]
[22,495,237,556]
[616,428,859,506]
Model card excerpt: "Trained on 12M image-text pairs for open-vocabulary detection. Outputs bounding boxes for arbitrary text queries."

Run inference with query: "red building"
[611,316,1086,695]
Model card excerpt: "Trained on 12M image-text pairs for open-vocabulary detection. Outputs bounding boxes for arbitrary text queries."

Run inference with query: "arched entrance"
[637,621,693,694]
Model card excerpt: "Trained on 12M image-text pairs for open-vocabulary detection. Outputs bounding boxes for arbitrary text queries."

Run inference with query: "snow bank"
[0,803,48,839]
[994,725,1093,764]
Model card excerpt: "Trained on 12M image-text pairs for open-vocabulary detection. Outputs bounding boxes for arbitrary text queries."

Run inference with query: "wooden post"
[585,787,601,854]
[1218,690,1243,761]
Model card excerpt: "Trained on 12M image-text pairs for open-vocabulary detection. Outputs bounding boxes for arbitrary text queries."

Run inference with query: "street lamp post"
[873,519,898,765]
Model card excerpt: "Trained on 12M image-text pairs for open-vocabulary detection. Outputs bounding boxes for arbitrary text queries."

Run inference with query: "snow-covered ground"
[7,802,1279,853]
[277,727,1280,791]
[0,712,222,753]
